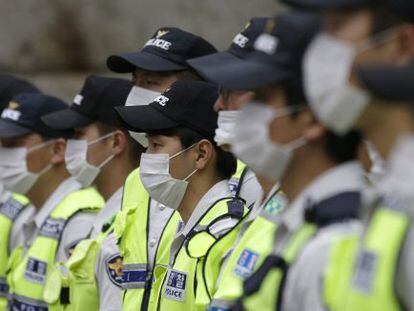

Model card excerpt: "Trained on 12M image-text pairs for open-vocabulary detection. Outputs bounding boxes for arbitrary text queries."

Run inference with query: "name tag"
[234,249,259,278]
[24,257,47,284]
[165,269,187,302]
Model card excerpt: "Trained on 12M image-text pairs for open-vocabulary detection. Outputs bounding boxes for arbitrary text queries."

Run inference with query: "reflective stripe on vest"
[0,193,30,308]
[237,191,361,311]
[156,197,248,310]
[229,161,248,199]
[8,187,104,310]
[323,204,410,311]
[114,168,181,311]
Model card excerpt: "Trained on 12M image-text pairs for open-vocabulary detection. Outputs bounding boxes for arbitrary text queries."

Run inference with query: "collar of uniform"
[0,185,12,204]
[33,177,82,228]
[105,187,123,214]
[182,179,232,236]
[280,161,365,233]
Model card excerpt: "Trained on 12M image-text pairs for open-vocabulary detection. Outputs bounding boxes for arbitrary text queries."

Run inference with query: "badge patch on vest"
[234,249,259,278]
[39,217,66,239]
[165,269,187,302]
[228,177,239,196]
[0,197,25,220]
[24,257,47,284]
[263,196,285,216]
[352,250,378,293]
[106,254,124,287]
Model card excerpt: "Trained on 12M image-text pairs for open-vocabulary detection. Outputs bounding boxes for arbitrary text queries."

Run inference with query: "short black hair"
[96,122,144,165]
[148,126,237,179]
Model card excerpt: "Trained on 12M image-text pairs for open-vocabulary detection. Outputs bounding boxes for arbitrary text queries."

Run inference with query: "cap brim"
[191,55,290,90]
[358,63,414,102]
[114,105,179,132]
[0,120,32,138]
[282,0,374,9]
[107,51,187,73]
[41,108,93,130]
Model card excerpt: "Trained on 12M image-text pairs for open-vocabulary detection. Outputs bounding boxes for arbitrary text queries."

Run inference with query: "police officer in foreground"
[187,17,289,308]
[117,80,248,310]
[204,11,365,310]
[0,75,40,310]
[0,94,104,310]
[41,76,136,310]
[109,27,219,310]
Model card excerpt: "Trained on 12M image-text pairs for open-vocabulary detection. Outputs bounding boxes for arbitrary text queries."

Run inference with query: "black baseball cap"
[107,27,217,73]
[0,93,71,139]
[208,11,321,90]
[0,74,40,112]
[281,0,414,23]
[115,81,218,139]
[42,75,132,130]
[187,17,272,87]
[357,61,414,102]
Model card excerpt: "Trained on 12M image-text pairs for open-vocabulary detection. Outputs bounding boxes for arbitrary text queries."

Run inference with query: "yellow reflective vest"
[7,187,104,310]
[0,193,30,310]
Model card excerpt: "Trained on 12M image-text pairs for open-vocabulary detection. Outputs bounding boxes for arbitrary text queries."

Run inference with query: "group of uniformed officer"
[1,0,414,310]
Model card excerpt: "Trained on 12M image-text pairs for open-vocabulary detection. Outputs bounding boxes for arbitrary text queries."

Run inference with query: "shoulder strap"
[304,191,361,228]
[0,194,29,221]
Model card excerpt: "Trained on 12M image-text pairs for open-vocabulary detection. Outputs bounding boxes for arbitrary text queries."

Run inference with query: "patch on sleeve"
[164,269,187,302]
[39,217,66,240]
[228,177,240,196]
[233,249,259,278]
[106,254,124,287]
[24,257,47,284]
[352,250,378,293]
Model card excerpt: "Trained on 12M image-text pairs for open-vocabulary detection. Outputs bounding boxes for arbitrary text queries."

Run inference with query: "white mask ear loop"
[27,139,56,154]
[169,143,198,160]
[88,131,116,146]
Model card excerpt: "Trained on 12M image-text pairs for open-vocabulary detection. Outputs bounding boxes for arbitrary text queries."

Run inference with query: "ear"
[50,138,67,165]
[302,111,326,142]
[397,24,414,63]
[110,130,127,156]
[193,139,214,170]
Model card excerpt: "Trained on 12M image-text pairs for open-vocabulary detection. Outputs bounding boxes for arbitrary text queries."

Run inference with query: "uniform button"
[159,204,166,211]
[149,239,157,248]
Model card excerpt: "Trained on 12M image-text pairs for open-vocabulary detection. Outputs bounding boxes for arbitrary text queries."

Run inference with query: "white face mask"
[0,142,53,194]
[65,132,115,188]
[304,29,395,135]
[230,102,306,182]
[139,145,198,210]
[125,86,161,147]
[214,110,240,147]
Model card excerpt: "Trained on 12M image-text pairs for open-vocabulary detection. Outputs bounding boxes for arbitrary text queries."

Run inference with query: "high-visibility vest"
[113,168,181,311]
[7,187,104,310]
[323,202,409,311]
[0,193,30,310]
[155,197,248,310]
[237,191,361,311]
[43,216,118,311]
[229,161,249,199]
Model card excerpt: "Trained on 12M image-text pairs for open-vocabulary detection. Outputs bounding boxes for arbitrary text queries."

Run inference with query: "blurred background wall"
[0,0,283,102]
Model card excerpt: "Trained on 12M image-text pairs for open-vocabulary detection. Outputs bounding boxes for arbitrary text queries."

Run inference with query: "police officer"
[0,75,40,310]
[117,80,247,310]
[108,27,218,310]
[204,11,365,310]
[187,17,287,308]
[278,0,414,309]
[41,76,135,310]
[0,94,104,310]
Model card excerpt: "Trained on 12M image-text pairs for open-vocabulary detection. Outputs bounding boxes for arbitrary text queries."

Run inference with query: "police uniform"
[319,58,414,311]
[109,27,218,310]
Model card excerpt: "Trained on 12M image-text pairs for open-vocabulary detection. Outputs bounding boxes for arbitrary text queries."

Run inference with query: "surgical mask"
[0,141,54,194]
[139,145,198,210]
[214,110,240,147]
[304,29,395,135]
[65,132,115,187]
[125,86,160,147]
[231,102,306,182]
[365,140,385,185]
